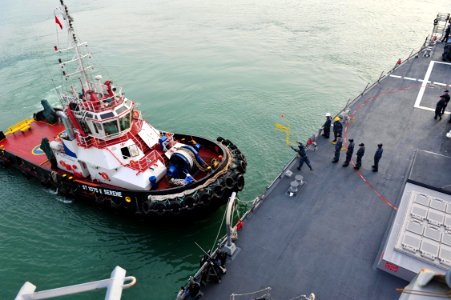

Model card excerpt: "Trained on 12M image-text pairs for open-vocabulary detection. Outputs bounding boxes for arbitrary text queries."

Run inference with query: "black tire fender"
[235,174,245,191]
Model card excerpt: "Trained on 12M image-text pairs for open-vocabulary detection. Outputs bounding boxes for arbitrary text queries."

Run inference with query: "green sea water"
[0,0,448,299]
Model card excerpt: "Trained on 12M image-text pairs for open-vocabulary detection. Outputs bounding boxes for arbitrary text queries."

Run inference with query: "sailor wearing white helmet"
[322,112,332,139]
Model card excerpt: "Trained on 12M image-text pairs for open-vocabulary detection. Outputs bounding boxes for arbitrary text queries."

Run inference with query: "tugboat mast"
[58,0,91,91]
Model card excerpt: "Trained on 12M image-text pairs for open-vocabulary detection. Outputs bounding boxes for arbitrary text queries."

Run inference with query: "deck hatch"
[427,210,445,226]
[420,240,439,260]
[424,225,441,242]
[406,220,424,235]
[411,204,428,220]
[442,231,451,246]
[444,216,451,230]
[402,233,421,253]
[439,245,451,267]
[414,193,430,206]
[431,198,446,212]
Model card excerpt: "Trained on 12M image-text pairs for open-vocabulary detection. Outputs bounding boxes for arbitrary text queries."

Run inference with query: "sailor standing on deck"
[332,117,343,144]
[442,23,451,43]
[435,96,446,120]
[291,142,313,171]
[372,144,383,172]
[354,143,365,170]
[332,136,343,163]
[322,113,332,139]
[342,138,354,167]
[441,90,450,115]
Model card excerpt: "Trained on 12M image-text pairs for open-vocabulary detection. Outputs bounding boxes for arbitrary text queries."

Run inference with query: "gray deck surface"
[201,42,451,299]
[407,150,451,194]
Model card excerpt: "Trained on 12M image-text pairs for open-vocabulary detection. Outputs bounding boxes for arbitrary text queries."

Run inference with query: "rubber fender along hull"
[0,134,246,221]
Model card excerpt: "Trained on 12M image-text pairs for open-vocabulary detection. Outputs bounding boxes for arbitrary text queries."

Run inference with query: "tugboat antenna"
[58,0,91,91]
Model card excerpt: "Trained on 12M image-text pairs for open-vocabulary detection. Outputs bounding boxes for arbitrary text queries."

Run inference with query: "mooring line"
[343,83,422,210]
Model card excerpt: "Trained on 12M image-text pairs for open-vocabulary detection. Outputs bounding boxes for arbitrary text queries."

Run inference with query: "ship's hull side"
[0,132,246,219]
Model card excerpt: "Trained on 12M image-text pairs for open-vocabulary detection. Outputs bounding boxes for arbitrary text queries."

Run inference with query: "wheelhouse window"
[93,121,102,134]
[100,112,115,120]
[103,120,119,136]
[116,105,127,115]
[119,113,131,131]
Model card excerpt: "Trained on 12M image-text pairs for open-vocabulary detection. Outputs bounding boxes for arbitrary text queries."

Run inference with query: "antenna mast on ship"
[55,0,92,94]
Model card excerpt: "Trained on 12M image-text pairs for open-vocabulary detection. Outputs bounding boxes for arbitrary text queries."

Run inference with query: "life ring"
[99,172,110,180]
[132,110,139,119]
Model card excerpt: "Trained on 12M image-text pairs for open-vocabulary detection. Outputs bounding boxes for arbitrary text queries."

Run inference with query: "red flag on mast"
[55,16,63,29]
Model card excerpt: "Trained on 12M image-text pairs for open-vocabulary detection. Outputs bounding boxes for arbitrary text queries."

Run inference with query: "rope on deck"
[344,83,427,211]
[230,287,273,300]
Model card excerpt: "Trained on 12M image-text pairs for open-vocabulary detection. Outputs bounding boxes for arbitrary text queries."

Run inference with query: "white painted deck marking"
[414,61,435,109]
[388,61,450,114]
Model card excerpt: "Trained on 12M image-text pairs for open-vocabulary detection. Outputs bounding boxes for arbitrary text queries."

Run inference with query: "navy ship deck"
[196,39,451,299]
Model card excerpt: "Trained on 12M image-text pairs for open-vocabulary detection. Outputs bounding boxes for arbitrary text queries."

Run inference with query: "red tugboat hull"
[0,118,246,219]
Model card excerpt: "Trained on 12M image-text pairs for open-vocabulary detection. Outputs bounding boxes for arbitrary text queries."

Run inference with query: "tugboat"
[0,0,246,218]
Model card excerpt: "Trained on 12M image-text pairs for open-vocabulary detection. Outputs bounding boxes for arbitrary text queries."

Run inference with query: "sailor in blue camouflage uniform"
[332,136,343,163]
[354,143,365,170]
[372,144,383,172]
[291,142,313,171]
[322,113,332,139]
[435,96,446,120]
[342,138,354,167]
[440,90,450,115]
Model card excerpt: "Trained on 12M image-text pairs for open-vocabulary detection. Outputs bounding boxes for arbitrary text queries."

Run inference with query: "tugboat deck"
[200,42,451,299]
[0,120,65,169]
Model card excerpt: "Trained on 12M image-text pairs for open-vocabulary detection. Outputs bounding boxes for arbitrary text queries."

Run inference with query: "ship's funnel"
[56,110,75,140]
